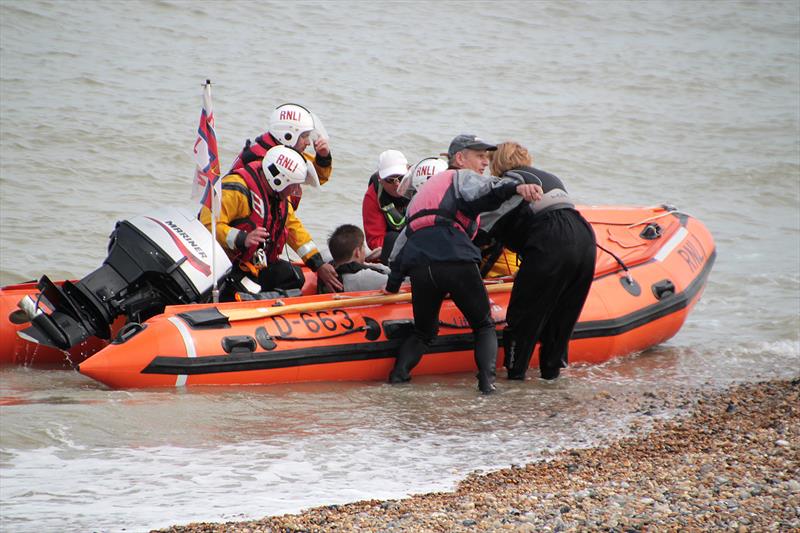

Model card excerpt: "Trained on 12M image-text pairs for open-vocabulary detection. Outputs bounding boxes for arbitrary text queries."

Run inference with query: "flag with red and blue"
[192,79,221,214]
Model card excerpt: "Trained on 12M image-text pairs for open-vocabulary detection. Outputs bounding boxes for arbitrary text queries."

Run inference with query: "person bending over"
[385,134,542,394]
[483,141,596,380]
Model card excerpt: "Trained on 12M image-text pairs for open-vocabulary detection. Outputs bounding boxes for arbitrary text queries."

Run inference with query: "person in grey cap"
[383,139,543,394]
[446,134,496,174]
[448,134,520,278]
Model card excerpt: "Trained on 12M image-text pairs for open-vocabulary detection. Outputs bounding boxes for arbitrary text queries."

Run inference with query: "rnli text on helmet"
[417,165,436,177]
[276,153,299,173]
[280,109,302,122]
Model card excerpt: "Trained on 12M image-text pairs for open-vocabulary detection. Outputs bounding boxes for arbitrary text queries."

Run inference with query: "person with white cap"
[361,149,412,264]
[446,134,520,278]
[200,145,343,299]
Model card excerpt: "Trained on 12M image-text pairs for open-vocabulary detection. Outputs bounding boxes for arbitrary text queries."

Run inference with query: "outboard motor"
[18,208,231,350]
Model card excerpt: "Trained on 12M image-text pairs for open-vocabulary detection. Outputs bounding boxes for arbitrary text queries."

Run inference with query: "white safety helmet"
[398,157,448,197]
[411,157,447,189]
[268,103,315,148]
[262,145,309,193]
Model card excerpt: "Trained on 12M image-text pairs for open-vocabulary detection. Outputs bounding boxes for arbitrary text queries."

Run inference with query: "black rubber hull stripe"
[143,334,470,375]
[142,249,715,376]
[574,248,715,339]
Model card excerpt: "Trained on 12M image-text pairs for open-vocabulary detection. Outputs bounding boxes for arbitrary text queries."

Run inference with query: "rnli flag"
[192,79,221,215]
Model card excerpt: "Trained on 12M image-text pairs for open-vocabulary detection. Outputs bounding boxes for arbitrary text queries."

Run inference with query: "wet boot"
[540,366,561,380]
[502,327,524,380]
[540,345,567,380]
[388,335,427,383]
[503,328,533,381]
[474,325,497,394]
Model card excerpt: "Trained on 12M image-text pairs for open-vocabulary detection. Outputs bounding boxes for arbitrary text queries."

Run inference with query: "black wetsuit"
[483,165,596,379]
[387,169,522,393]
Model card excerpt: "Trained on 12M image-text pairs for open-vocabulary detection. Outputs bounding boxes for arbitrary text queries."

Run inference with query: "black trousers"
[220,259,304,301]
[504,209,596,379]
[389,261,497,392]
[258,259,305,291]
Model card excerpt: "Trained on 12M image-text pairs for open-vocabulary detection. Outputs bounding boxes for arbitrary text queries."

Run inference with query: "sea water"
[0,1,798,531]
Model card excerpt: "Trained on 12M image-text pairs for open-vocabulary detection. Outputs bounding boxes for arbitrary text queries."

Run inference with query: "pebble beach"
[157,378,799,532]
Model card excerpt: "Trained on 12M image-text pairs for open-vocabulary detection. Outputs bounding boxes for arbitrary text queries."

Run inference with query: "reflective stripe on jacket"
[369,173,410,231]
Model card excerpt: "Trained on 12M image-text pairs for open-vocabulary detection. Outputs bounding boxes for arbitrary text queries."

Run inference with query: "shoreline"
[157,378,799,532]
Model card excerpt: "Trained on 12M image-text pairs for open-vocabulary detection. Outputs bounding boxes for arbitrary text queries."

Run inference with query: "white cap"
[377,150,408,180]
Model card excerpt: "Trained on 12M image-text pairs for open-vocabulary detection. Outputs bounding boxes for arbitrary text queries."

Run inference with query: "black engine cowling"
[18,208,231,350]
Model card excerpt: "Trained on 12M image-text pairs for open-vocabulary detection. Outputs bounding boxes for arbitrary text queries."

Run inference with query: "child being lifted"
[323,224,390,293]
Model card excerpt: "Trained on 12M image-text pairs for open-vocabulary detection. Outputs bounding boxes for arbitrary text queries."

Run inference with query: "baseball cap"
[447,134,497,158]
[377,149,408,180]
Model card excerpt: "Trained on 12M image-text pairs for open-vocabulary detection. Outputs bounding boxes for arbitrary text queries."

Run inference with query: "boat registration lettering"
[677,235,706,273]
[269,309,356,337]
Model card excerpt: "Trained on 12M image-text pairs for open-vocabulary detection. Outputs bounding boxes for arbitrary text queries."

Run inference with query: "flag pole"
[193,78,222,304]
[206,79,220,304]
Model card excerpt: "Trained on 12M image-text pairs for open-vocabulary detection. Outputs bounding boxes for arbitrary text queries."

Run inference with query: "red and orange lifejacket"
[227,160,289,264]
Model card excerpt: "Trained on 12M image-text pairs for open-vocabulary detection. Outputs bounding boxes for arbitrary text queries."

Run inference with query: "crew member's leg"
[538,213,597,379]
[505,212,584,379]
[388,264,445,383]
[259,259,305,292]
[442,262,498,393]
[504,251,561,379]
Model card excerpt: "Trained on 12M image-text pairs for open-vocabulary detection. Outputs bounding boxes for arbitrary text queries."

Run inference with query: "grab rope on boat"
[626,208,691,229]
[596,243,634,284]
[439,318,507,329]
[274,325,369,341]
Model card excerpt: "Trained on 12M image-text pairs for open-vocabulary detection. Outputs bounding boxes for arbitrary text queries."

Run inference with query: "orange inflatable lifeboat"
[68,204,715,389]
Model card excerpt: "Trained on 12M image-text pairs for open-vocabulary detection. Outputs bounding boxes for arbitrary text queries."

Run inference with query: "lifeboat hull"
[0,281,124,367]
[76,205,716,389]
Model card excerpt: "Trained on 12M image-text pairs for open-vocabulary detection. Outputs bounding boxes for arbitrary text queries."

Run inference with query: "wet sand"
[156,378,799,532]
